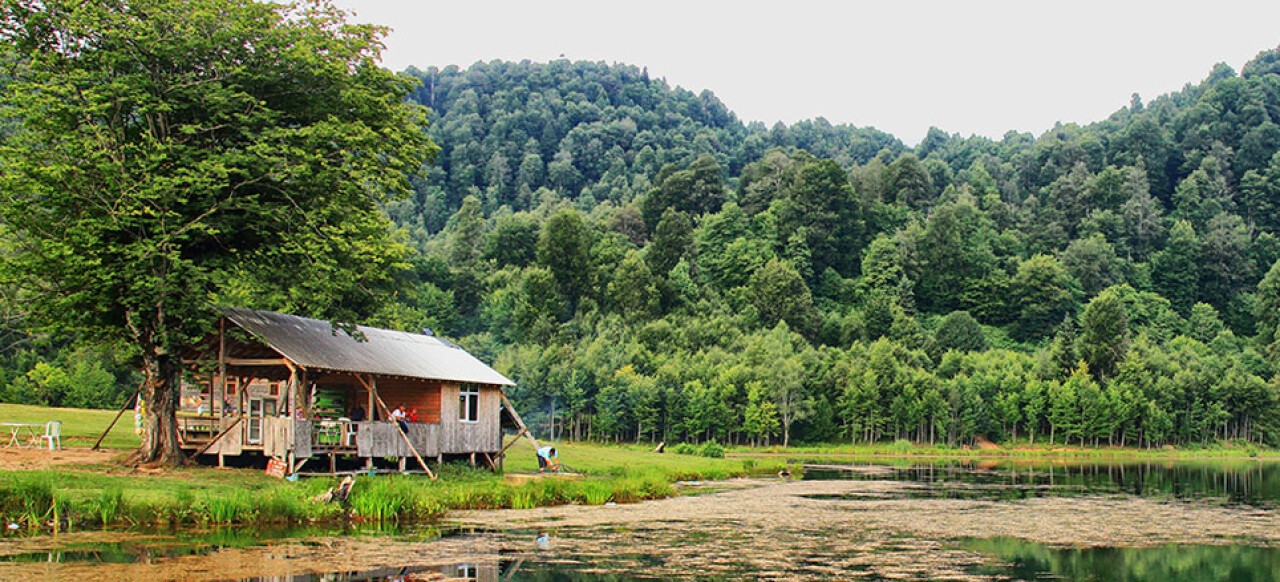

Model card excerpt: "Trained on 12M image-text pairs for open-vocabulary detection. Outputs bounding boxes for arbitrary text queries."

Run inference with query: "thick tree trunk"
[138,351,184,465]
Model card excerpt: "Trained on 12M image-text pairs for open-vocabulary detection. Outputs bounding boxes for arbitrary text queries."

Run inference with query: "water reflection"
[237,562,501,581]
[965,537,1280,582]
[801,458,1280,506]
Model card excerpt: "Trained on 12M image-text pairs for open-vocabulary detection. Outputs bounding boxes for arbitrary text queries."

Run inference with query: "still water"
[802,457,1280,505]
[3,458,1279,581]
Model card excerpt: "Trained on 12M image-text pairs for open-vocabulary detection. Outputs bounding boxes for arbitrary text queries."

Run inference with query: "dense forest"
[9,49,1280,448]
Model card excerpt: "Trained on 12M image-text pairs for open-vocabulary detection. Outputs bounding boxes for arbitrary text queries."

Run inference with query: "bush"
[699,441,725,458]
[671,442,697,455]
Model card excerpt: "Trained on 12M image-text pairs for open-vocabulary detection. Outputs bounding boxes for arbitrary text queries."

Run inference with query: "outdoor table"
[1,422,46,448]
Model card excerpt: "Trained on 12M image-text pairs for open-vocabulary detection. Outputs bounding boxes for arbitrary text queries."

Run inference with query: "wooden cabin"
[178,308,529,474]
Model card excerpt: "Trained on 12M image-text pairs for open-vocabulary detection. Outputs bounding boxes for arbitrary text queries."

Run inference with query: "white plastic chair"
[38,420,61,451]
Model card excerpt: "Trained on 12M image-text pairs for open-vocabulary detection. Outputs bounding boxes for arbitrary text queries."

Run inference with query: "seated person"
[389,404,408,431]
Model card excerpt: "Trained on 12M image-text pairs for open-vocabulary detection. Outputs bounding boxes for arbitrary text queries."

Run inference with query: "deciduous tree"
[0,0,432,464]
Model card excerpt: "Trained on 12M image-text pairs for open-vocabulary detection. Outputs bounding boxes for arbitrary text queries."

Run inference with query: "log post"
[217,317,226,419]
[93,381,143,451]
[500,391,540,451]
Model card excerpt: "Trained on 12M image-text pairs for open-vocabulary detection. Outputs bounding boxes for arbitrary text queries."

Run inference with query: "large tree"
[0,0,433,463]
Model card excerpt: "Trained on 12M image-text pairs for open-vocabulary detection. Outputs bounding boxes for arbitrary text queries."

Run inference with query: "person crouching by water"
[536,446,558,472]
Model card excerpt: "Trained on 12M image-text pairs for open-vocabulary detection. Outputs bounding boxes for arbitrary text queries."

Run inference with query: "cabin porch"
[176,370,507,473]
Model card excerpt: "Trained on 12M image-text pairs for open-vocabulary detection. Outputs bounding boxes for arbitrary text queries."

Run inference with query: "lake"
[4,457,1279,581]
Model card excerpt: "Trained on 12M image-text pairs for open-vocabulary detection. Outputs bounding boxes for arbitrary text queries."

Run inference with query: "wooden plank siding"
[203,416,243,455]
[438,383,502,454]
[373,378,442,423]
[262,416,292,458]
[356,422,439,458]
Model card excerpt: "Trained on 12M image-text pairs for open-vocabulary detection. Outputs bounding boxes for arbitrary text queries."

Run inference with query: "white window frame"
[459,384,480,423]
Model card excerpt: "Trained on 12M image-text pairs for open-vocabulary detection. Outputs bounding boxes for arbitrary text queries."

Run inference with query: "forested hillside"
[9,51,1280,449]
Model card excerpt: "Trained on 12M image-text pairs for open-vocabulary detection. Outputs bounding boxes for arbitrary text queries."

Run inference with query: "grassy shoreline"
[4,403,1278,532]
[0,439,787,532]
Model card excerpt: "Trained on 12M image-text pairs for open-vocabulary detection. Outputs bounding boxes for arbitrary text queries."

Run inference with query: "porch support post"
[217,317,226,419]
[284,360,298,417]
[300,368,310,418]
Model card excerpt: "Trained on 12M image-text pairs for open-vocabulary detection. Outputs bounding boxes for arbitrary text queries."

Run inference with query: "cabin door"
[247,398,266,444]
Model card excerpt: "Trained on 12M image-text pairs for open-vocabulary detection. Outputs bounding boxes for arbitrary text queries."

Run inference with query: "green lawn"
[0,402,141,450]
[502,438,759,480]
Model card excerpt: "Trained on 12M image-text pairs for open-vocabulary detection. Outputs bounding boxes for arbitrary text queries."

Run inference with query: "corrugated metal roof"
[222,307,515,387]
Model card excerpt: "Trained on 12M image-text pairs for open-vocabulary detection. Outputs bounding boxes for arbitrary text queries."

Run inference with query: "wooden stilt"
[470,452,475,467]
[329,452,336,475]
[398,457,406,473]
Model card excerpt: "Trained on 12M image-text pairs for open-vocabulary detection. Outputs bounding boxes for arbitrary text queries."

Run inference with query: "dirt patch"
[0,446,124,471]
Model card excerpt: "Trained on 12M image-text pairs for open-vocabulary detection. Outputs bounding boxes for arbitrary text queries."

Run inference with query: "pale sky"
[333,0,1280,145]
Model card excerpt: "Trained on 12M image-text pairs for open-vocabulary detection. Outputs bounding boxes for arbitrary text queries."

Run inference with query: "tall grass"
[580,481,612,505]
[0,474,69,528]
[92,487,126,526]
[204,491,251,524]
[347,476,444,522]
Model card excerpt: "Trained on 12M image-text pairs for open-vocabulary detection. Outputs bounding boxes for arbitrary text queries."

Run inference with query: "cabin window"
[460,385,479,423]
[268,382,279,397]
[225,378,237,396]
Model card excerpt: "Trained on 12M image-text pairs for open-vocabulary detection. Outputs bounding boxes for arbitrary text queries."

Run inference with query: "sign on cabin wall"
[265,458,288,479]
